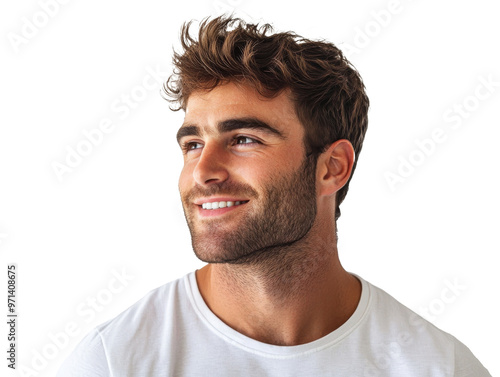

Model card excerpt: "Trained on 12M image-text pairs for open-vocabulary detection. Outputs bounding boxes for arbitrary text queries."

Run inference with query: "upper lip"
[193,197,248,205]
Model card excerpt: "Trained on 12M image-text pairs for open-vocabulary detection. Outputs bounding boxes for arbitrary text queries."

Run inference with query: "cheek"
[265,152,304,178]
[178,164,193,193]
[236,164,270,186]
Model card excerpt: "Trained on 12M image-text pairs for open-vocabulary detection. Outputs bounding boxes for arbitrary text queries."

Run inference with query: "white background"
[1,0,499,375]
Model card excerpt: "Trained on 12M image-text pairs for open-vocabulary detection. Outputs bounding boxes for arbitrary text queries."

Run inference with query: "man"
[58,16,491,376]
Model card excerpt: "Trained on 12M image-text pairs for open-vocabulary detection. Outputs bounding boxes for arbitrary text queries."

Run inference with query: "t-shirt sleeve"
[453,336,491,377]
[56,329,111,377]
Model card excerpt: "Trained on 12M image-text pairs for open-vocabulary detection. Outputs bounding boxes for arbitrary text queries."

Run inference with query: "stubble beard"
[181,154,318,265]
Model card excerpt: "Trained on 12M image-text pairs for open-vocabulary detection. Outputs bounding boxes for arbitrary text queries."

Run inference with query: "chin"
[192,240,254,264]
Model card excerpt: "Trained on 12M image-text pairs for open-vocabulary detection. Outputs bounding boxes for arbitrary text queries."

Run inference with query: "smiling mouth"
[200,200,249,210]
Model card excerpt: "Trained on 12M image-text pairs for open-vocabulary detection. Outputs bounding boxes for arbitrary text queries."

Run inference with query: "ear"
[316,139,355,197]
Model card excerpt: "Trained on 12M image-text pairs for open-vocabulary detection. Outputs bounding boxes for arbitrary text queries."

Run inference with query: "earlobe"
[318,139,355,197]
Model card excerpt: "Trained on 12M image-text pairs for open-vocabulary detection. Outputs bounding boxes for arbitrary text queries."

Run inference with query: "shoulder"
[56,328,110,377]
[360,277,491,376]
[97,273,188,338]
[57,273,192,376]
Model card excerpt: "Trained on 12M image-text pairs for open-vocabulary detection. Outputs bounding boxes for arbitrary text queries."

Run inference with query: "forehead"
[183,82,302,137]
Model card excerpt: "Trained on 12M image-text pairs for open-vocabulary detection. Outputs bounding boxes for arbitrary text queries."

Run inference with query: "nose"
[193,143,229,186]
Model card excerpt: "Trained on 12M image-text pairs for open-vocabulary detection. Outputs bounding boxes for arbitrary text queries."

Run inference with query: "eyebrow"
[176,117,285,144]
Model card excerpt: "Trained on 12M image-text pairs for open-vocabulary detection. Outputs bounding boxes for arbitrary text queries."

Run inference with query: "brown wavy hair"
[164,16,369,222]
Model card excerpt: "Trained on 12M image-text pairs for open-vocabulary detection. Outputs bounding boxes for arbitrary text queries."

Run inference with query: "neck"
[196,222,361,346]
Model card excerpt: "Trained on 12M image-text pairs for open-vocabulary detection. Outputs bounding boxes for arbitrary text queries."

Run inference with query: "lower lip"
[196,202,248,217]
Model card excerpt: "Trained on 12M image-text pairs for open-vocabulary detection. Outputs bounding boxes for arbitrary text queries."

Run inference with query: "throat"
[196,253,361,346]
[227,244,330,300]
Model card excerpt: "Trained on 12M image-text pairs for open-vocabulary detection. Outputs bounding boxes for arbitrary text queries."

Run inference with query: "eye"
[181,141,203,153]
[234,136,259,145]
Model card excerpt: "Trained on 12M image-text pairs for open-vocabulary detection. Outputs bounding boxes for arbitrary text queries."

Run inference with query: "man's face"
[177,82,318,264]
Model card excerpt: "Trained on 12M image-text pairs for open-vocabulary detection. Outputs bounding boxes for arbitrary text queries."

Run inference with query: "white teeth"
[201,201,246,210]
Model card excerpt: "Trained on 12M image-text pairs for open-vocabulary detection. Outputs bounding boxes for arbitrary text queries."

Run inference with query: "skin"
[177,81,361,346]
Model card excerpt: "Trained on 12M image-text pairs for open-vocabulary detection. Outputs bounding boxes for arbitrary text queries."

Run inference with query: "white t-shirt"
[57,272,491,376]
